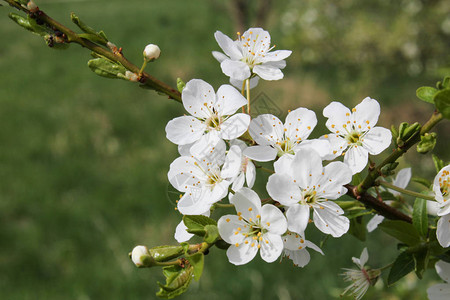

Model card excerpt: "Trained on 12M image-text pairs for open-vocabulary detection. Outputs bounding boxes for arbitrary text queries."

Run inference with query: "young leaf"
[434,89,450,120]
[379,220,421,246]
[413,248,430,279]
[183,215,217,237]
[388,251,415,286]
[156,265,194,299]
[412,198,428,237]
[432,154,445,173]
[416,86,437,103]
[204,224,220,244]
[87,58,127,79]
[149,245,184,262]
[185,253,204,281]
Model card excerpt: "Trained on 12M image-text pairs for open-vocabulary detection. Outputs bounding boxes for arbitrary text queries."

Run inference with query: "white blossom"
[131,245,150,267]
[213,28,292,81]
[341,248,380,300]
[427,260,450,300]
[245,108,330,162]
[282,231,323,267]
[229,140,256,191]
[218,188,287,265]
[321,97,392,174]
[165,79,250,158]
[267,148,352,237]
[168,145,241,215]
[433,165,450,248]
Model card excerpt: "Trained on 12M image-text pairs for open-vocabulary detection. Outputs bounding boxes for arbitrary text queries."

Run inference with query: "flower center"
[276,138,295,156]
[205,170,222,188]
[302,189,317,205]
[346,131,362,146]
[206,114,221,130]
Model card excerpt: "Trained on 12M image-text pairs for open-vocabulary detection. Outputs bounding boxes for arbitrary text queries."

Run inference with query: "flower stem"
[139,59,148,75]
[378,180,435,200]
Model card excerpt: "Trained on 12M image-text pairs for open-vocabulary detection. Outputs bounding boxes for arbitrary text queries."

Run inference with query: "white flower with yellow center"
[168,145,241,215]
[321,97,392,174]
[213,28,292,81]
[244,108,330,162]
[427,260,450,300]
[433,165,450,248]
[229,139,256,192]
[282,231,323,267]
[165,79,250,158]
[218,188,287,265]
[267,148,352,237]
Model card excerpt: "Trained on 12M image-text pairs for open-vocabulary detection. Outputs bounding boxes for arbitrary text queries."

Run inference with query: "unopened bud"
[143,44,161,61]
[27,0,39,13]
[125,71,139,82]
[130,245,155,267]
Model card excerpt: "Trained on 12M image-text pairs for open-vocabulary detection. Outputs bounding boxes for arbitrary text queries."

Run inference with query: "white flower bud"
[131,245,150,267]
[143,44,161,61]
[27,1,39,13]
[125,71,139,82]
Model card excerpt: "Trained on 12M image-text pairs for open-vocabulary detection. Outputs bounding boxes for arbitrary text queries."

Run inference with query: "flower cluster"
[163,27,395,270]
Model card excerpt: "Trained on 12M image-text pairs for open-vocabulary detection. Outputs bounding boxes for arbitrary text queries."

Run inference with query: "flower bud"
[125,71,139,82]
[143,44,161,61]
[130,245,155,267]
[27,1,39,13]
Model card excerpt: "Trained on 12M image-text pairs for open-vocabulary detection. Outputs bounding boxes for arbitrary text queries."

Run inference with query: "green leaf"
[177,78,186,93]
[443,76,450,89]
[183,215,217,237]
[204,224,220,244]
[412,198,428,237]
[71,13,108,45]
[348,216,366,241]
[87,57,127,79]
[149,245,184,262]
[379,220,421,246]
[156,265,193,299]
[432,154,445,173]
[434,89,450,119]
[416,86,438,103]
[417,132,437,154]
[185,253,204,281]
[379,191,396,201]
[387,251,415,286]
[413,248,429,279]
[8,13,47,36]
[437,248,450,263]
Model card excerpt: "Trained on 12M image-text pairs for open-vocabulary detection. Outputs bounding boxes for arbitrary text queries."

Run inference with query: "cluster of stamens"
[236,31,275,67]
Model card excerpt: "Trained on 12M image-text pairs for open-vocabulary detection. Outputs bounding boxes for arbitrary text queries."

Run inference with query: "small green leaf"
[87,57,127,79]
[412,198,428,237]
[348,217,366,241]
[379,220,421,246]
[177,78,186,93]
[416,86,438,103]
[413,248,429,279]
[183,215,217,237]
[432,155,445,173]
[204,224,220,244]
[379,191,396,201]
[387,251,415,286]
[149,245,184,262]
[186,253,204,281]
[434,89,450,119]
[417,132,437,154]
[8,13,47,36]
[156,265,194,299]
[443,76,450,89]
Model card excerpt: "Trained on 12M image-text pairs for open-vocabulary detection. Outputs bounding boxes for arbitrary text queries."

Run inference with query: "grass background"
[0,0,449,299]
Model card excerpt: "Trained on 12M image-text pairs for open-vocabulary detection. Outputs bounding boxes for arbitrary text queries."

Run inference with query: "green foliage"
[416,87,438,104]
[412,198,428,237]
[348,217,366,241]
[388,251,415,286]
[156,265,194,299]
[434,89,450,120]
[87,57,127,79]
[204,224,220,244]
[185,253,204,281]
[177,78,186,93]
[432,154,446,173]
[416,132,437,154]
[71,13,108,46]
[183,215,217,237]
[150,246,184,262]
[379,220,421,246]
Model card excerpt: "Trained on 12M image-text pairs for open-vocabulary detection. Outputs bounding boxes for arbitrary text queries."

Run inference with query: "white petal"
[436,260,450,282]
[230,76,260,90]
[295,139,331,159]
[243,145,277,162]
[428,200,440,216]
[231,172,246,192]
[290,149,323,189]
[352,97,380,131]
[266,174,301,206]
[437,214,450,248]
[261,50,292,62]
[182,79,215,119]
[214,31,242,60]
[433,166,450,203]
[215,84,247,116]
[438,203,450,217]
[366,215,385,232]
[286,249,311,268]
[323,101,351,133]
[221,60,251,81]
[168,156,205,192]
[273,153,294,174]
[165,116,206,145]
[189,131,226,163]
[284,107,317,141]
[260,233,284,263]
[226,237,258,265]
[313,202,350,237]
[177,192,213,215]
[222,145,242,179]
[427,283,450,300]
[261,204,287,235]
[212,50,228,63]
[249,114,284,146]
[344,146,369,174]
[286,204,310,236]
[175,221,194,243]
[178,143,193,156]
[218,215,246,244]
[359,248,369,267]
[230,139,247,150]
[393,168,412,190]
[320,134,347,159]
[209,180,231,203]
[362,127,392,155]
[318,161,352,199]
[220,113,250,140]
[253,64,284,80]
[229,187,261,221]
[305,240,324,255]
[245,161,256,188]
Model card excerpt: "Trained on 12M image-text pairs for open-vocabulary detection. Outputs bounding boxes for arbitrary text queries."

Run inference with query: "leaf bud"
[177,78,186,93]
[380,162,399,176]
[143,44,161,61]
[149,245,184,262]
[27,0,38,13]
[124,71,139,82]
[130,245,156,267]
[416,132,437,154]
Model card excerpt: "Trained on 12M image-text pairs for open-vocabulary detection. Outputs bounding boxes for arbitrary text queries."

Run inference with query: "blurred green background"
[0,0,449,299]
